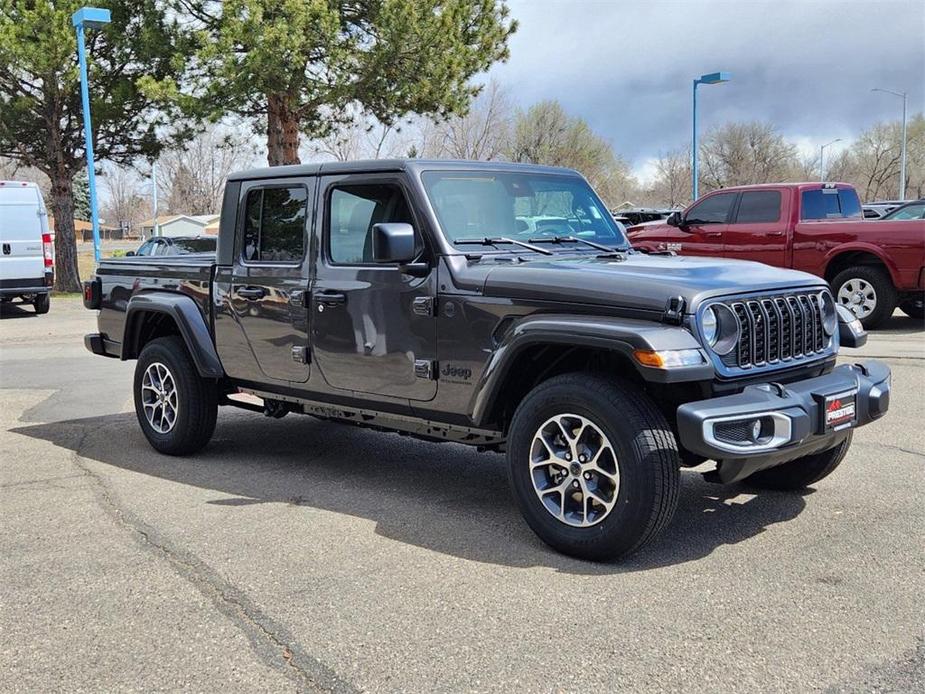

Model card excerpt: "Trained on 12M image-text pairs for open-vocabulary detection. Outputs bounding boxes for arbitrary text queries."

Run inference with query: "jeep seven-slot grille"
[720,291,829,370]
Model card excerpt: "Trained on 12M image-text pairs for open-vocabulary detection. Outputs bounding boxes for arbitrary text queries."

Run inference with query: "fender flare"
[123,292,224,378]
[469,314,712,427]
[823,243,900,286]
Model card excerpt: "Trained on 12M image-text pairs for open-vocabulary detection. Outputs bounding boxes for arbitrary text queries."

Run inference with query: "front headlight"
[819,290,837,335]
[702,306,718,345]
[702,303,739,356]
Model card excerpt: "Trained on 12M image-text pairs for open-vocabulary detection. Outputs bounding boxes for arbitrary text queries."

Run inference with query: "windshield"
[171,238,216,254]
[882,202,925,220]
[421,171,629,251]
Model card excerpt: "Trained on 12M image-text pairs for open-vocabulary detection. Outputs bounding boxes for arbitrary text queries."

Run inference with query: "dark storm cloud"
[490,0,925,171]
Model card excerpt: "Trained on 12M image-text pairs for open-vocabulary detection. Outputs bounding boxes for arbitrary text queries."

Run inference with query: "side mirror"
[836,304,867,348]
[667,211,683,227]
[125,251,136,256]
[371,222,417,264]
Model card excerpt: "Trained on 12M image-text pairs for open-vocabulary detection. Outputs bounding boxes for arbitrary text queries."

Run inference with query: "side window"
[891,203,925,220]
[327,184,412,265]
[241,186,307,262]
[735,191,781,223]
[136,240,153,256]
[685,192,736,224]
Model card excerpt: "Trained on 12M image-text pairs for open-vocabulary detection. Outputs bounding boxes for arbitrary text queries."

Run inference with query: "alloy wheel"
[529,413,620,527]
[141,362,179,434]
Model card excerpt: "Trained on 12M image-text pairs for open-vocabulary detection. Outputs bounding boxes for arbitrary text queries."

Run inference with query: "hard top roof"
[227,159,580,182]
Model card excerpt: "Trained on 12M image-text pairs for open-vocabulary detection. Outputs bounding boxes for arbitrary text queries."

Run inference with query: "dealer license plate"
[824,391,857,431]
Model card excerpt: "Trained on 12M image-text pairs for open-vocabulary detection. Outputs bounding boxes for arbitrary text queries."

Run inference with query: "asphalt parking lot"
[1,298,923,693]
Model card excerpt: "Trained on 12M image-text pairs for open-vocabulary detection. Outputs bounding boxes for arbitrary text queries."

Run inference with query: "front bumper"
[676,361,890,482]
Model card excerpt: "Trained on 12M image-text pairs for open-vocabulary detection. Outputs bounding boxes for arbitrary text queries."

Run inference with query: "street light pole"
[151,160,159,238]
[71,7,111,263]
[820,138,842,182]
[872,87,908,201]
[692,72,731,202]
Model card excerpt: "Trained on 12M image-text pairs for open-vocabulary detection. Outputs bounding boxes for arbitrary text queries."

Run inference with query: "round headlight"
[701,303,740,356]
[819,291,837,335]
[702,306,719,345]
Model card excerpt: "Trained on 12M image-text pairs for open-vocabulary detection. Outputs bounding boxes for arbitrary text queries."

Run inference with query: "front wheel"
[832,266,897,329]
[134,336,218,455]
[746,433,851,490]
[507,373,680,561]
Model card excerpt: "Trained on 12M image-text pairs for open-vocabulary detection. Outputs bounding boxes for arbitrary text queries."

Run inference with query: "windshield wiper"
[453,237,554,256]
[527,235,621,253]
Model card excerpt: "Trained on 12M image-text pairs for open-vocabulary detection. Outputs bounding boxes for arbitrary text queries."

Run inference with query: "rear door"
[0,184,45,285]
[219,178,312,383]
[674,191,736,257]
[723,189,788,266]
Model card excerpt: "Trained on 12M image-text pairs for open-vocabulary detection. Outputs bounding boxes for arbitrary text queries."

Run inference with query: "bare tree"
[649,148,691,207]
[157,125,257,215]
[428,80,512,160]
[507,100,634,205]
[101,166,146,235]
[0,156,49,197]
[699,121,799,191]
[311,118,403,161]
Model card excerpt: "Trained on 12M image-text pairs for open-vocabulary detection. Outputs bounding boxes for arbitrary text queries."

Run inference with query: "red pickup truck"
[627,183,925,328]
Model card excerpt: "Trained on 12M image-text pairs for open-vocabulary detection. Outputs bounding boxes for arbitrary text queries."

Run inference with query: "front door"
[723,189,788,266]
[311,174,437,401]
[674,191,737,258]
[220,179,311,383]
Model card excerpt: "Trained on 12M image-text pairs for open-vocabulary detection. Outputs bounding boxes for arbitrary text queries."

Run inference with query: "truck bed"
[93,254,217,351]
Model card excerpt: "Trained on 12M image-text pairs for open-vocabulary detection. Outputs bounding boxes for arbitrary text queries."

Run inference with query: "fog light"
[749,417,775,444]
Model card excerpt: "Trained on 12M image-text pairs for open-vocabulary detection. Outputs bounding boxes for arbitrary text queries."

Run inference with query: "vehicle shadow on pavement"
[877,313,924,334]
[0,303,39,319]
[12,411,811,574]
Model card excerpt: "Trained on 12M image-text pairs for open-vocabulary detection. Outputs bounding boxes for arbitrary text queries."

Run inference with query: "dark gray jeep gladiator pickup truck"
[83,160,891,560]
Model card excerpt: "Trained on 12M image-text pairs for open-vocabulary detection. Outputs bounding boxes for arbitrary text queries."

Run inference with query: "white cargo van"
[0,181,53,314]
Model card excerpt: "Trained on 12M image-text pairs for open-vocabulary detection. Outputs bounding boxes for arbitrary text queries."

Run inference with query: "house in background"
[140,214,219,239]
[49,217,120,241]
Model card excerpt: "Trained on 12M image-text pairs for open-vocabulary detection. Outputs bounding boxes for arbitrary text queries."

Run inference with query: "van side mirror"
[372,223,417,264]
[667,211,683,227]
[125,251,136,256]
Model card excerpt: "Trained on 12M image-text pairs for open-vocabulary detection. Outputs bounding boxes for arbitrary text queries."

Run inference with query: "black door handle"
[314,291,346,305]
[237,286,267,300]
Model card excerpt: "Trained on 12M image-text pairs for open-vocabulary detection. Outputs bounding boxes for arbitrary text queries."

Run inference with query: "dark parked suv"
[83,160,890,561]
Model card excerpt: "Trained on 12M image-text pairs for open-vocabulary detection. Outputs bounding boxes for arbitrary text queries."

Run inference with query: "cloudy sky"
[489,0,925,181]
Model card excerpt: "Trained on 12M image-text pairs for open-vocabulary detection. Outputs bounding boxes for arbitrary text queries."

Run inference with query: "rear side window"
[685,192,736,224]
[801,188,862,220]
[885,203,925,220]
[241,186,307,262]
[734,191,781,223]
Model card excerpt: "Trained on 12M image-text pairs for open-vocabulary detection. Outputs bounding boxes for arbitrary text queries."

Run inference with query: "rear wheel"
[134,336,218,455]
[746,433,851,490]
[832,266,897,329]
[33,293,50,314]
[507,373,680,561]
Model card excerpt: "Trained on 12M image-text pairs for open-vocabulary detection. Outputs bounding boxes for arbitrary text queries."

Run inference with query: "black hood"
[457,252,825,313]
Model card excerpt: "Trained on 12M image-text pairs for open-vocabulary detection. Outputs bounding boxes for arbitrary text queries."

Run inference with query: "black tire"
[899,297,924,321]
[507,373,680,561]
[33,293,50,314]
[134,335,218,455]
[831,265,897,329]
[746,433,852,491]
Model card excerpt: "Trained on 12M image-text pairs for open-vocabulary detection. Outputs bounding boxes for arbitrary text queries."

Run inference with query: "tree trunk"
[266,93,301,166]
[48,170,82,293]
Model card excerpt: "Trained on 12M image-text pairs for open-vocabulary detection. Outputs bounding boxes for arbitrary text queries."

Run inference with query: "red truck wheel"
[831,266,898,329]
